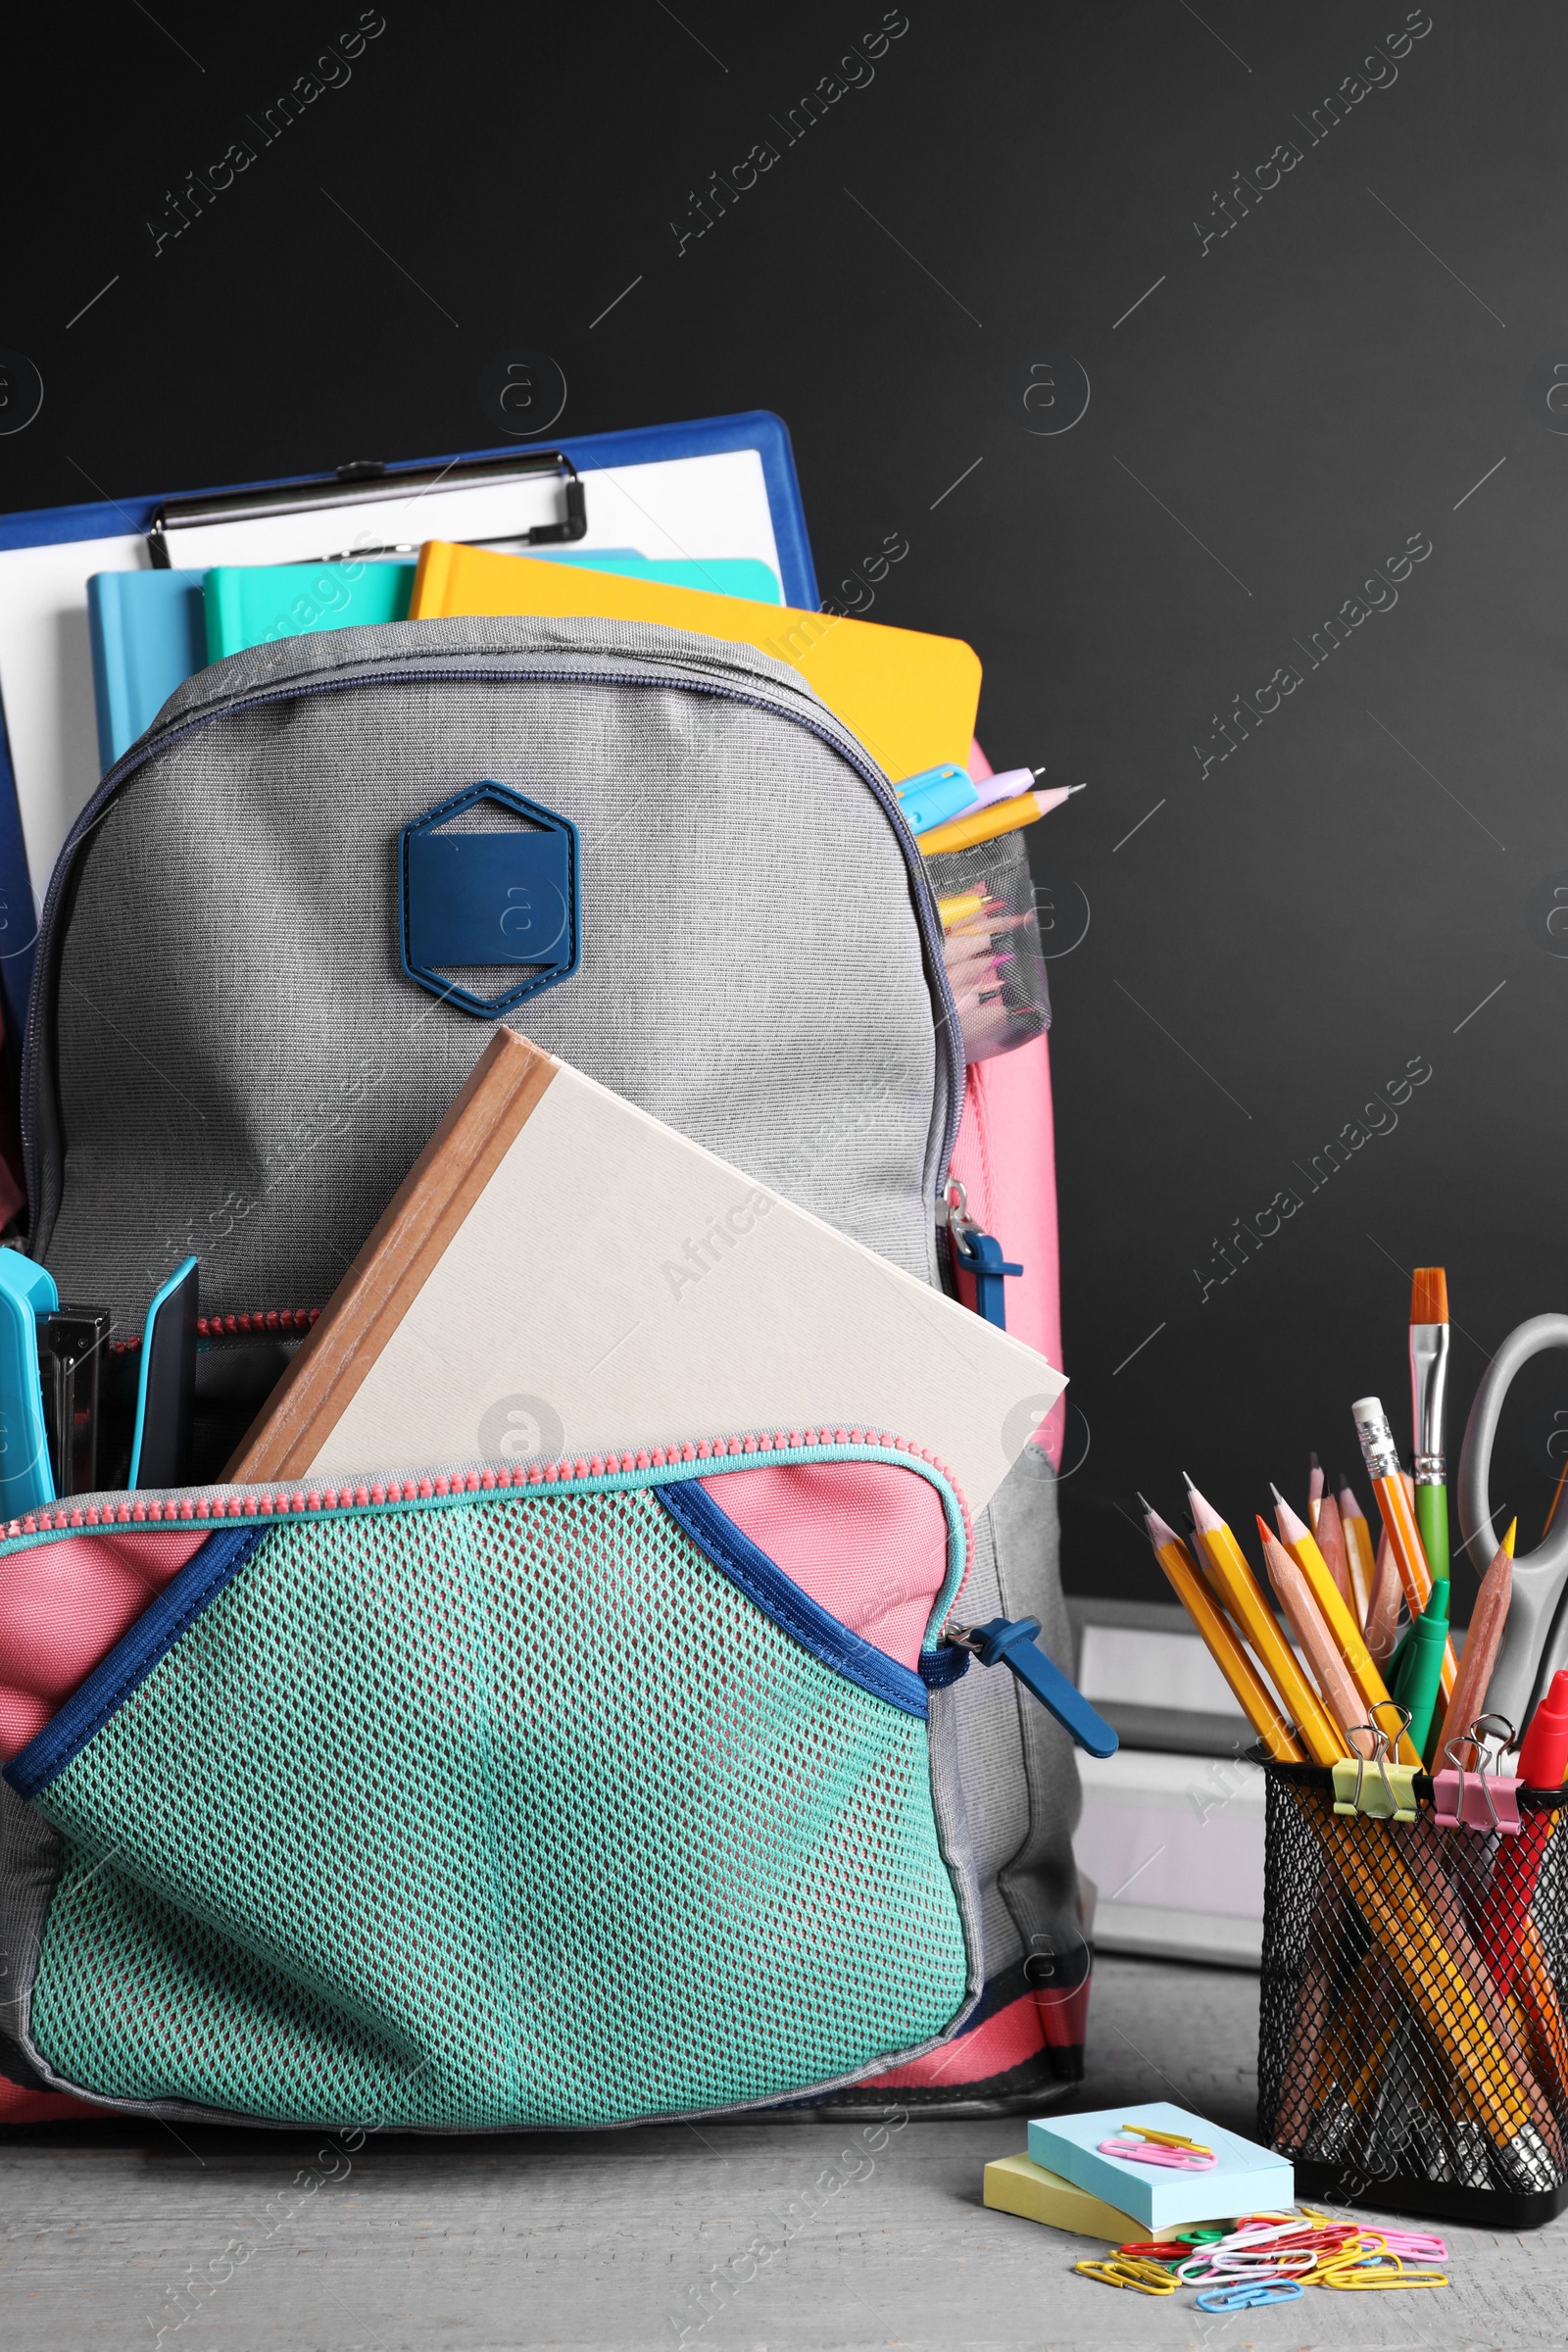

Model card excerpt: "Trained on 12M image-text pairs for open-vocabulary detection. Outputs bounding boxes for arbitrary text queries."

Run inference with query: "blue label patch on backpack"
[400,781,580,1019]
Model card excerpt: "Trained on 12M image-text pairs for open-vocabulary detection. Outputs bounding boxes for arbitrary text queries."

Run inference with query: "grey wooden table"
[4,1955,1564,2348]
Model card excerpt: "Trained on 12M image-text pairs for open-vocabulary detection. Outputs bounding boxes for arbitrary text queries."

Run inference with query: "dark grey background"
[2,1,1560,1614]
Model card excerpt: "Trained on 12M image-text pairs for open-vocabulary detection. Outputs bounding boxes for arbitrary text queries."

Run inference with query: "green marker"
[1392,1579,1451,1765]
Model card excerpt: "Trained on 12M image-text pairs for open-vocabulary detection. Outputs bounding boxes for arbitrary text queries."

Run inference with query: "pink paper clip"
[1375,2227,1447,2261]
[1100,2134,1217,2172]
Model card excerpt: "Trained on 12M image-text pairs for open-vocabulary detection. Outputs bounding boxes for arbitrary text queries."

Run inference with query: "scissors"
[1459,1314,1568,1725]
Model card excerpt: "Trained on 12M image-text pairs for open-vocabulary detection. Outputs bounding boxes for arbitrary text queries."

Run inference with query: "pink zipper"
[111,1307,322,1356]
[0,1425,974,1558]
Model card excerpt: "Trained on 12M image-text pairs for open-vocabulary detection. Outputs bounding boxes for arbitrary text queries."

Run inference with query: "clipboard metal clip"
[147,449,588,567]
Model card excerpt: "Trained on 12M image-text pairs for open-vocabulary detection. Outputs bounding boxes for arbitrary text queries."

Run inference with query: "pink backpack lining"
[0,1526,208,1759]
[949,741,1064,1465]
[698,1457,951,1667]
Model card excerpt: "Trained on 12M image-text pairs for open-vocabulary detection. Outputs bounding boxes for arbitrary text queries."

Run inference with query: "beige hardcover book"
[227,1030,1065,1504]
[983,2151,1192,2241]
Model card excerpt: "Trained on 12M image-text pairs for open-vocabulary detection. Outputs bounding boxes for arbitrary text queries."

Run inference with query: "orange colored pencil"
[1352,1398,1457,1703]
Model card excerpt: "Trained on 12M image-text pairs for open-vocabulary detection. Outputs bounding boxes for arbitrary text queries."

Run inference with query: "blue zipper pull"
[944,1179,1023,1330]
[951,1615,1119,1757]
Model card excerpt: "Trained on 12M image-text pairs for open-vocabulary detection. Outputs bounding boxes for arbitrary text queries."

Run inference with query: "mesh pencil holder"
[922,829,1050,1064]
[1258,1761,1568,2227]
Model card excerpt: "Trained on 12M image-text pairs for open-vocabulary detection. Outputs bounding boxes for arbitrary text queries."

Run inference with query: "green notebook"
[203,552,782,660]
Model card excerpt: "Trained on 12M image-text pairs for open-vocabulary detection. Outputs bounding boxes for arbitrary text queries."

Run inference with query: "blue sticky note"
[1027,2101,1294,2231]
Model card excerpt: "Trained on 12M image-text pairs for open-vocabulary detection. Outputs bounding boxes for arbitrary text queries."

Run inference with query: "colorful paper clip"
[1434,1713,1521,1834]
[1100,2128,1216,2171]
[1117,2122,1214,2154]
[1375,2227,1447,2261]
[1196,2278,1303,2311]
[1318,2252,1448,2289]
[1074,2254,1176,2294]
[1176,2250,1311,2286]
[1333,1708,1420,1821]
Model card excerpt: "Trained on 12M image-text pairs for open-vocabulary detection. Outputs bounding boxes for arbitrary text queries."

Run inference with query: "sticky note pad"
[983,2152,1201,2242]
[1027,2101,1293,2232]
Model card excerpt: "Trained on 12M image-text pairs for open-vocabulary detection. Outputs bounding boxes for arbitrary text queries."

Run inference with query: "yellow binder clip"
[1333,1709,1420,1822]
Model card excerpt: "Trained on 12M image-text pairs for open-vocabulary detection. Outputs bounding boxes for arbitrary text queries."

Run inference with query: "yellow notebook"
[410,542,981,782]
[983,2151,1198,2242]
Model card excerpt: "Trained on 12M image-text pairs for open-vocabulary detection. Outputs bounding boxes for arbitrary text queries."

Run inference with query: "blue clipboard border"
[0,410,819,1038]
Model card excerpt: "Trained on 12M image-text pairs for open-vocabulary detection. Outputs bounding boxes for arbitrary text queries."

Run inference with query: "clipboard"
[0,412,818,1041]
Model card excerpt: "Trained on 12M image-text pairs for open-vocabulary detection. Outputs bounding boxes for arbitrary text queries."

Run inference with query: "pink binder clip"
[1434,1716,1521,1835]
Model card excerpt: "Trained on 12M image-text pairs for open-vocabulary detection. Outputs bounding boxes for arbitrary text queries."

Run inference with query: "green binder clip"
[1332,1706,1420,1823]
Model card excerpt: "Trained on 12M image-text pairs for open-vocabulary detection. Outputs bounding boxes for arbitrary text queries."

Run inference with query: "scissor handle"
[1459,1314,1568,1725]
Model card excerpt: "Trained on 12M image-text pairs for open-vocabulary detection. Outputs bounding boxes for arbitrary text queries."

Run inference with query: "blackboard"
[1,0,1556,1616]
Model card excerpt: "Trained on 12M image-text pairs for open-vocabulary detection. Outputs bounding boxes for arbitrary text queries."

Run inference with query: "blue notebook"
[90,552,787,772]
[86,572,207,771]
[1027,2102,1294,2230]
[202,552,782,662]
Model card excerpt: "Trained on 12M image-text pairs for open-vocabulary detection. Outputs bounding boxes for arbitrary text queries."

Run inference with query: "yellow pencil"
[1271,1486,1419,1765]
[1184,1476,1346,1765]
[918,787,1055,858]
[1140,1498,1305,1763]
[1260,1525,1367,1743]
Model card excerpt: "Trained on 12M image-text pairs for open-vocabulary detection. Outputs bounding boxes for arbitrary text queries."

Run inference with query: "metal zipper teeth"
[23,660,963,1222]
[0,1424,974,1569]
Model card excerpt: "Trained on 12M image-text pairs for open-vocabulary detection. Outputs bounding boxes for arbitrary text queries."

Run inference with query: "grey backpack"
[7,614,1086,2119]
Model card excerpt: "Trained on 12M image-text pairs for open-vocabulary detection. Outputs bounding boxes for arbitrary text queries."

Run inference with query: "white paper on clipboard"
[0,449,781,906]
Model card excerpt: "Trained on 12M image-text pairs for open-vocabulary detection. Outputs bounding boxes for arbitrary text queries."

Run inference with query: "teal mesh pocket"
[22,1478,969,2127]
